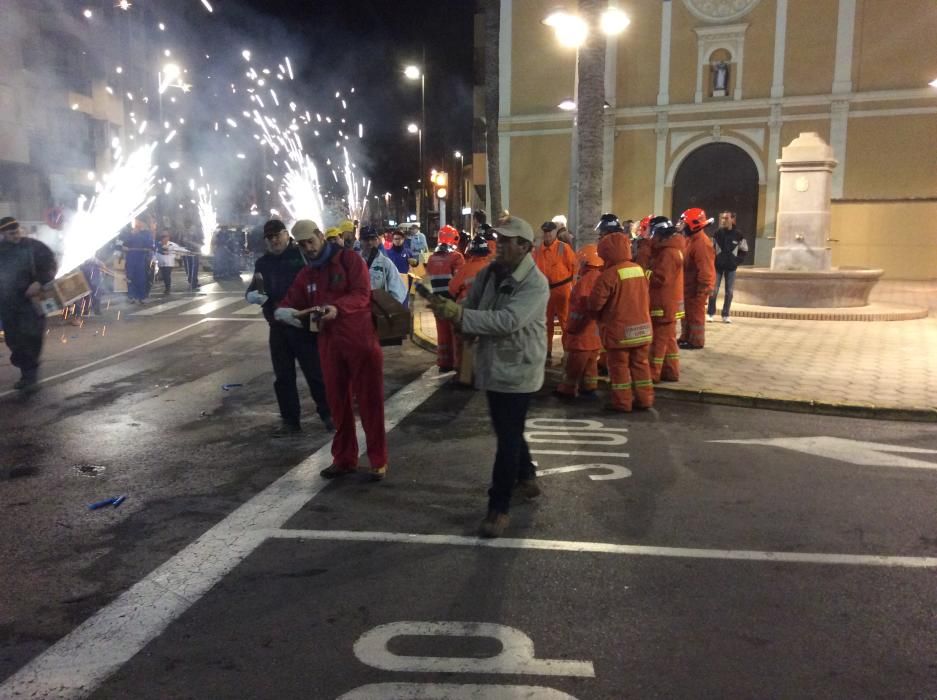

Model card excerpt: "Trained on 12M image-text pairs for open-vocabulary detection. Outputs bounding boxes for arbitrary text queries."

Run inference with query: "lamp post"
[543,5,629,237]
[404,65,426,230]
[454,150,464,230]
[407,122,422,226]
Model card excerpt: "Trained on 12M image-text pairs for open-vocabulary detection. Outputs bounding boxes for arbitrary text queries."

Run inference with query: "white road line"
[0,319,211,400]
[0,366,444,699]
[180,296,245,315]
[530,449,630,458]
[233,304,263,315]
[268,529,937,570]
[130,298,200,316]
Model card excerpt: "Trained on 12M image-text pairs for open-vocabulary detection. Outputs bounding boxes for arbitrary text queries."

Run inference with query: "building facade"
[490,0,937,278]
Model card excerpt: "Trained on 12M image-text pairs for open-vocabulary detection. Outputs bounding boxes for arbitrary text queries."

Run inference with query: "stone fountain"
[734,132,884,309]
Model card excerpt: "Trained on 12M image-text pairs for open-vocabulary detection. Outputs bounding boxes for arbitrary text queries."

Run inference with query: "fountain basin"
[734,267,884,308]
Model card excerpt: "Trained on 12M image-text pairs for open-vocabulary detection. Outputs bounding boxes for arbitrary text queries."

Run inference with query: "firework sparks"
[57,143,157,277]
[197,186,217,255]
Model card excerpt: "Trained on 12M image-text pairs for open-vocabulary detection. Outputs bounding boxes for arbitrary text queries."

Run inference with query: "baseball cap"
[263,219,287,237]
[541,221,558,232]
[492,215,535,243]
[291,219,321,241]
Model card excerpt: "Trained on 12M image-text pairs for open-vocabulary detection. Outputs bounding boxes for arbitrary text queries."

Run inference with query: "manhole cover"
[74,465,106,477]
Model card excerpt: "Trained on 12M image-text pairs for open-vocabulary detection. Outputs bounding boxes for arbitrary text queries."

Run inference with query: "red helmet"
[680,207,712,233]
[438,225,459,247]
[637,215,652,238]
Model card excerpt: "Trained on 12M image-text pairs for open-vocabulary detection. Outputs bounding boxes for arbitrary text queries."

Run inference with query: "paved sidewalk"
[413,280,937,419]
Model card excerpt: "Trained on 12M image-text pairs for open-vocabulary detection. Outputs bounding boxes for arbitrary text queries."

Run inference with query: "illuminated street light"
[404,65,421,80]
[600,6,631,35]
[407,123,419,134]
[558,99,577,111]
[83,8,93,19]
[115,0,131,10]
[930,78,937,88]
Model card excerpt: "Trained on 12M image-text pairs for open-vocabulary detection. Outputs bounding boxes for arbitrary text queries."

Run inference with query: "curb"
[651,386,937,423]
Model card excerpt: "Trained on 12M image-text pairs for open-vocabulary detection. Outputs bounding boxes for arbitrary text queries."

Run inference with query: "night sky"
[228,0,476,195]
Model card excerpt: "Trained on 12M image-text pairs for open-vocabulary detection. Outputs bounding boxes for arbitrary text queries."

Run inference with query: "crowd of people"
[1,204,745,538]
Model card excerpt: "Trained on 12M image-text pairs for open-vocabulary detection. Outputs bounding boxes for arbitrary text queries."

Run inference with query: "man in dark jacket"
[245,219,332,436]
[707,211,749,323]
[0,217,57,392]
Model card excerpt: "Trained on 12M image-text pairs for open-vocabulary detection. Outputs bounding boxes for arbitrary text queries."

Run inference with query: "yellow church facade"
[495,0,937,278]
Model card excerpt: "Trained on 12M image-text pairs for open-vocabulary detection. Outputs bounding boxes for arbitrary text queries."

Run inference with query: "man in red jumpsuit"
[678,207,716,349]
[588,231,654,412]
[533,221,578,360]
[647,216,685,382]
[555,243,603,399]
[425,225,464,372]
[276,220,388,481]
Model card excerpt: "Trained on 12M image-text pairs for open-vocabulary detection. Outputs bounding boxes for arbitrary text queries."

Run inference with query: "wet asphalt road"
[2,294,937,698]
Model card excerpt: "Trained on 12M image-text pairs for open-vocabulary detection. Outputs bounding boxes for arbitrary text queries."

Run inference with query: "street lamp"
[406,122,423,226]
[543,5,629,236]
[930,78,937,88]
[404,64,426,230]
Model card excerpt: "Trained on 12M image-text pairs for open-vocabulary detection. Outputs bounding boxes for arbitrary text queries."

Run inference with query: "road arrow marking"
[711,436,937,471]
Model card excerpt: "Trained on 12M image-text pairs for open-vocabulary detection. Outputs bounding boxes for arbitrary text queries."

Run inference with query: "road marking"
[713,436,937,471]
[526,431,627,445]
[536,464,632,480]
[0,366,445,698]
[180,295,245,315]
[526,418,628,432]
[339,684,580,699]
[233,303,263,315]
[0,319,211,399]
[354,622,595,676]
[530,449,630,458]
[269,529,937,569]
[129,298,200,316]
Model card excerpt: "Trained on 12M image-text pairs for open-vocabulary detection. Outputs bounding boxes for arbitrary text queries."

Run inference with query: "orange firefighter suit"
[533,238,578,356]
[425,246,465,370]
[556,247,603,398]
[680,230,716,348]
[633,237,653,270]
[648,235,685,382]
[587,234,654,412]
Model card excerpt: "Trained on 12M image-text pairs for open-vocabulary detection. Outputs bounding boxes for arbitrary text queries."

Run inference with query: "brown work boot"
[369,464,387,481]
[514,479,541,500]
[479,510,510,538]
[320,464,356,479]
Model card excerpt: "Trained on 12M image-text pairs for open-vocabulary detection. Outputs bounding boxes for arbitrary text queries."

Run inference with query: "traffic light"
[431,171,448,199]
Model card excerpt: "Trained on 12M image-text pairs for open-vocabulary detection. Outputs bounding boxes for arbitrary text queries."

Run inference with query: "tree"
[575,0,607,246]
[484,0,503,220]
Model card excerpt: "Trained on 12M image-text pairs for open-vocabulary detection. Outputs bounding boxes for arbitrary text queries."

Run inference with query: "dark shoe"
[479,510,510,538]
[514,479,541,500]
[320,464,356,479]
[552,389,575,401]
[369,464,387,481]
[321,416,336,432]
[603,403,631,413]
[271,422,302,438]
[438,366,454,373]
[632,403,652,411]
[579,389,599,400]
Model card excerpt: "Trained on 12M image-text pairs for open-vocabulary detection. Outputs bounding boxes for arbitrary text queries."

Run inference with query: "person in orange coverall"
[554,243,603,399]
[425,225,465,371]
[678,207,716,349]
[533,220,578,359]
[647,216,685,382]
[448,236,493,387]
[587,229,654,412]
[276,220,388,481]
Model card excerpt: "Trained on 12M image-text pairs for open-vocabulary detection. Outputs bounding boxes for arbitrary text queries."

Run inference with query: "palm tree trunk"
[484,0,503,219]
[575,0,607,246]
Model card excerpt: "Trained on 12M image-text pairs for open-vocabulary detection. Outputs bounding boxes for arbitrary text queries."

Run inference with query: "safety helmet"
[648,216,676,239]
[577,243,603,268]
[478,223,496,240]
[595,213,625,236]
[338,219,356,234]
[467,237,490,257]
[324,227,341,240]
[637,215,652,239]
[438,224,459,247]
[359,225,380,239]
[680,207,712,233]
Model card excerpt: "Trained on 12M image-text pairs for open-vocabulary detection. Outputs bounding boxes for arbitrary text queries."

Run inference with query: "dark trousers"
[126,252,148,300]
[486,390,537,514]
[182,255,200,290]
[269,323,330,426]
[159,266,173,292]
[1,305,45,377]
[707,269,736,318]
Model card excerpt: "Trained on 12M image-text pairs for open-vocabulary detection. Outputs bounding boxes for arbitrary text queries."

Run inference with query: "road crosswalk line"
[233,304,263,315]
[130,298,201,317]
[181,296,245,315]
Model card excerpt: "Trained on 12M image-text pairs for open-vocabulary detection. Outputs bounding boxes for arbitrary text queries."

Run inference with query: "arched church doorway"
[672,143,758,263]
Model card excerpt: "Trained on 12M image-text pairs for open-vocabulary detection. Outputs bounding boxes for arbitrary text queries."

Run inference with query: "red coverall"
[680,230,716,348]
[648,235,685,382]
[448,252,492,383]
[533,239,578,356]
[556,263,602,397]
[588,234,654,411]
[279,244,387,472]
[425,248,465,370]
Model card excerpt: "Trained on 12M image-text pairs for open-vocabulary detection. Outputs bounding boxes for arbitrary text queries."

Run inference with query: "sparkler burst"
[197,186,217,254]
[57,143,157,277]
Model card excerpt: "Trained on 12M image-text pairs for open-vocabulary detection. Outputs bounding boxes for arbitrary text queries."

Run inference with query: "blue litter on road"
[88,495,127,510]
[221,383,243,391]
